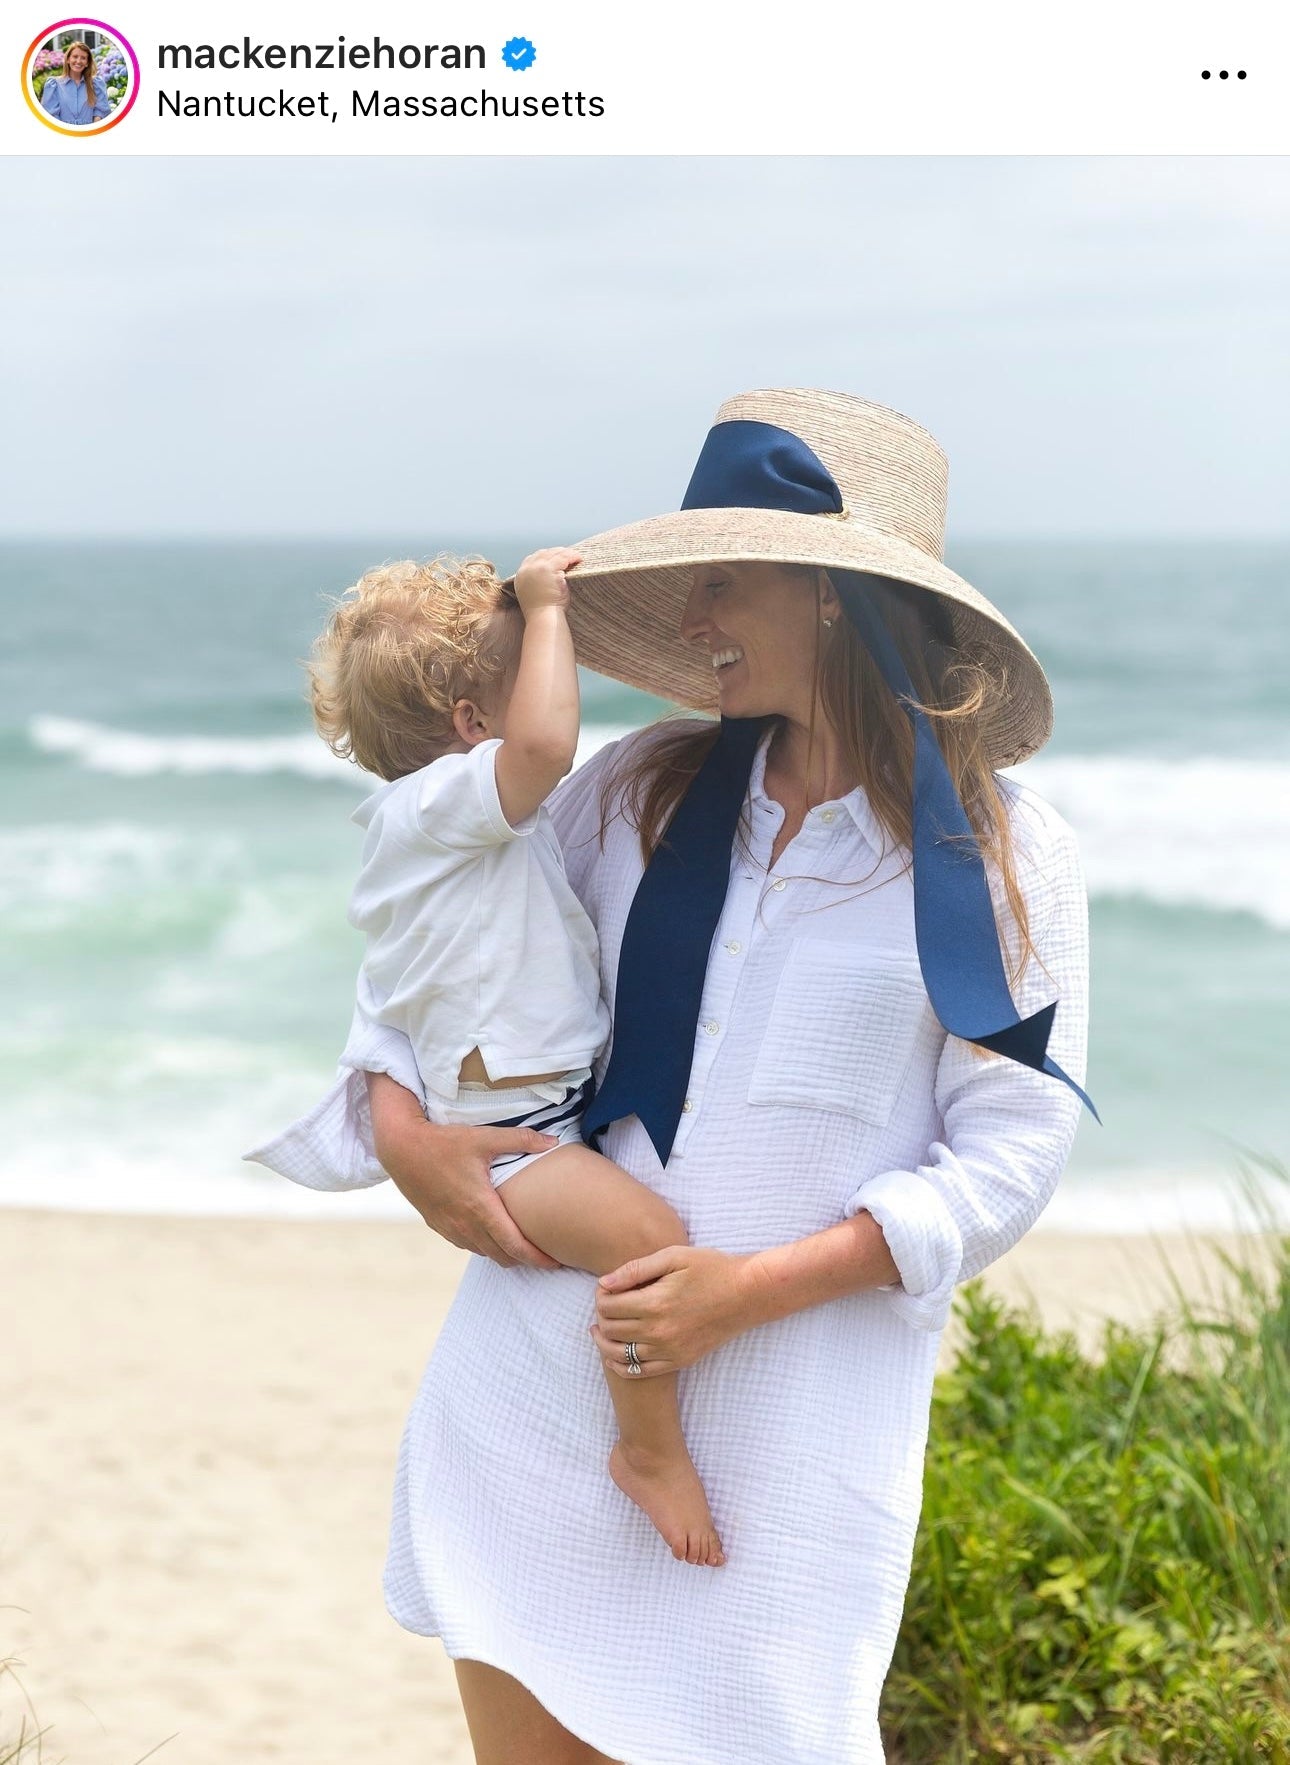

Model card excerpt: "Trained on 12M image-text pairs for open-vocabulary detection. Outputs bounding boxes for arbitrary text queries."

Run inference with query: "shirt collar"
[746,723,901,863]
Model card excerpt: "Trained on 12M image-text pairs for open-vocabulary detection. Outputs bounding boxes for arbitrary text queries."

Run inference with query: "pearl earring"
[823,618,834,628]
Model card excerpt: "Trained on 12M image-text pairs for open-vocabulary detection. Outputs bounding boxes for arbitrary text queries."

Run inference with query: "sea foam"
[1017,754,1290,932]
[29,714,354,781]
[28,714,641,783]
[0,821,242,920]
[25,715,1290,932]
[1,1137,1284,1230]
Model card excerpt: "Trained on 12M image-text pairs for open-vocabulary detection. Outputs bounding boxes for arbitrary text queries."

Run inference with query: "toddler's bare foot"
[609,1441,726,1566]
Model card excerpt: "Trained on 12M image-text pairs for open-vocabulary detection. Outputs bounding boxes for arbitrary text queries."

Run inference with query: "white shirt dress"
[288,722,1089,1765]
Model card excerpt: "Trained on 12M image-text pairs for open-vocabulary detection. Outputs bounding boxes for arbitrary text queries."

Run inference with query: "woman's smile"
[680,560,827,722]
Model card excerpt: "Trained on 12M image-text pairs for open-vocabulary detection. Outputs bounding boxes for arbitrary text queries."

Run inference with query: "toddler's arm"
[494,546,581,827]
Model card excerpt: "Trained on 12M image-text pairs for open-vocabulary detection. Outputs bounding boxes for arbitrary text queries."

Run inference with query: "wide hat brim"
[564,506,1053,768]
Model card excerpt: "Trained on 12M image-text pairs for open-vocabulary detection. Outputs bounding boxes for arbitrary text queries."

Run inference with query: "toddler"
[256,548,724,1568]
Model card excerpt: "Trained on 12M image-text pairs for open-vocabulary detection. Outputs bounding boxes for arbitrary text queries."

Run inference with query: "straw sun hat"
[564,387,1052,768]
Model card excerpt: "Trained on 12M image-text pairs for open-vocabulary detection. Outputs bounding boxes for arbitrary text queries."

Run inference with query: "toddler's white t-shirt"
[347,738,609,1115]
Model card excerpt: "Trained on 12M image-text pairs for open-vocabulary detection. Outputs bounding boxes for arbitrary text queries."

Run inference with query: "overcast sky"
[4,157,1288,538]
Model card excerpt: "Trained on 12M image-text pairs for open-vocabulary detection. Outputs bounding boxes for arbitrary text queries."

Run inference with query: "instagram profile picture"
[23,19,139,135]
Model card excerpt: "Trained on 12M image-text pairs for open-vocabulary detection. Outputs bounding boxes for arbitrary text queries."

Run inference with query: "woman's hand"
[589,1246,769,1378]
[592,1215,905,1374]
[367,1072,562,1271]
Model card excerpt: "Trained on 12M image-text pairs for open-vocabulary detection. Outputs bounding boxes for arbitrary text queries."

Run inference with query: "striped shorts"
[446,1071,593,1188]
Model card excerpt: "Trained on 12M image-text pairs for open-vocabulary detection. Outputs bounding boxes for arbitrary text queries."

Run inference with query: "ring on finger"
[624,1340,643,1376]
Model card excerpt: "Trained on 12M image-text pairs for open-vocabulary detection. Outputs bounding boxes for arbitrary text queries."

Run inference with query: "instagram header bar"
[7,0,1285,154]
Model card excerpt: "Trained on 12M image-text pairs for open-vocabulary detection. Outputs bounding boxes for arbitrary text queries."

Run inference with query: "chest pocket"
[748,938,931,1128]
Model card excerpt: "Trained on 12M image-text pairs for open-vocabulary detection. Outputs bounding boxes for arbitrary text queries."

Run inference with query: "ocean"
[3,539,1287,1230]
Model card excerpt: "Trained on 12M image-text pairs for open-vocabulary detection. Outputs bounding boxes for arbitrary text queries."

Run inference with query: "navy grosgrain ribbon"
[682,419,845,517]
[580,715,766,1164]
[831,569,1097,1121]
[582,419,1096,1166]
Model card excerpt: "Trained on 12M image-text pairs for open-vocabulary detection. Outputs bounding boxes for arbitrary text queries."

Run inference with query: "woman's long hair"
[62,40,96,87]
[600,567,1038,985]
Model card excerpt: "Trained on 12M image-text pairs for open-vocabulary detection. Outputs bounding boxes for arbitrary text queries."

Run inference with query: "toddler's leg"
[499,1144,725,1568]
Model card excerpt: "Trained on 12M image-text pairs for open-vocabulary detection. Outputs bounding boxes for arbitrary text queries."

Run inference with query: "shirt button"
[725,940,741,954]
[704,1020,720,1036]
[821,809,837,824]
[682,1098,694,1114]
[771,878,787,892]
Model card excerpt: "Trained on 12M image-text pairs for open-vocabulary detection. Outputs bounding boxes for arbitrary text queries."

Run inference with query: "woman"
[299,388,1090,1763]
[39,40,111,126]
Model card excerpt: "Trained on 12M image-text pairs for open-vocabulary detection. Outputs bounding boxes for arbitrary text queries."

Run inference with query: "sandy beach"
[1,1208,1278,1765]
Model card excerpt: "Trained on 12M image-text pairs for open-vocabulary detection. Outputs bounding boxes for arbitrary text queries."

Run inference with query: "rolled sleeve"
[845,801,1090,1332]
[849,1164,963,1331]
[242,1068,387,1192]
[242,1010,429,1192]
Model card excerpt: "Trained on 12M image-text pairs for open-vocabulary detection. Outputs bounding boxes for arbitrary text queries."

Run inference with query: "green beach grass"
[883,1174,1290,1763]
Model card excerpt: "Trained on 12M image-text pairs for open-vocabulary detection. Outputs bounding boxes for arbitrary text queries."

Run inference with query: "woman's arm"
[366,1072,562,1269]
[840,802,1088,1331]
[92,76,111,120]
[40,78,62,119]
[742,1211,901,1316]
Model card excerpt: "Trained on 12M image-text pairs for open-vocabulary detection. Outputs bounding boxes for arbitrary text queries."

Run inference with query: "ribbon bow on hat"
[576,392,1097,1165]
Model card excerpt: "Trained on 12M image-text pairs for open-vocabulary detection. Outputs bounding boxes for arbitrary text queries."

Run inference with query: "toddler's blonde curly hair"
[309,556,520,781]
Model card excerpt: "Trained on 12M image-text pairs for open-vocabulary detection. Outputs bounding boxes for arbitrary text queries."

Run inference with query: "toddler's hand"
[513,546,581,615]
